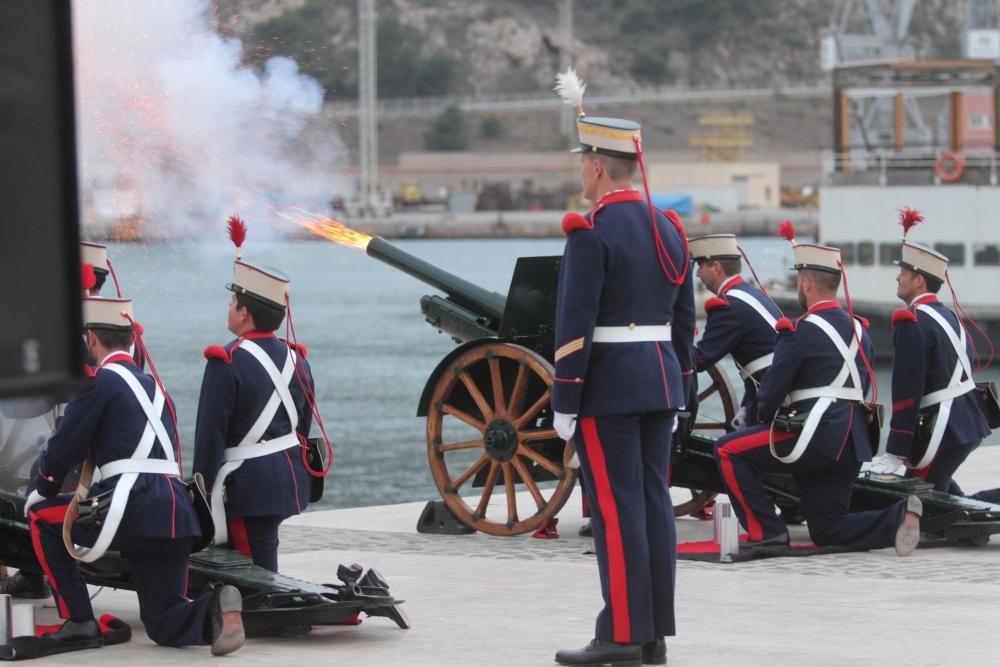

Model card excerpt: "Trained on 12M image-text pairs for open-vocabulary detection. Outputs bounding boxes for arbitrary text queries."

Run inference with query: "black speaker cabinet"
[0,0,83,400]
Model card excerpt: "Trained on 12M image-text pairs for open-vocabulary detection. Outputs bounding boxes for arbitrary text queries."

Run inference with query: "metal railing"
[325,83,831,119]
[822,148,1000,186]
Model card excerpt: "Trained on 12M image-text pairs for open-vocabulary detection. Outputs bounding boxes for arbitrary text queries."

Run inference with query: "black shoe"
[1,571,50,599]
[39,619,103,653]
[742,532,790,549]
[641,637,667,665]
[209,585,245,656]
[578,521,593,538]
[555,639,641,666]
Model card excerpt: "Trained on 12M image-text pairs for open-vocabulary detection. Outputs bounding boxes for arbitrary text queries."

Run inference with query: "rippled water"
[105,236,999,510]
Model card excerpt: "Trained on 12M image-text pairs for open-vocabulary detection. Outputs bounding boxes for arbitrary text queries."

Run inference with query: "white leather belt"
[920,378,975,408]
[592,324,671,343]
[222,432,300,462]
[99,458,180,479]
[738,353,773,380]
[787,386,863,404]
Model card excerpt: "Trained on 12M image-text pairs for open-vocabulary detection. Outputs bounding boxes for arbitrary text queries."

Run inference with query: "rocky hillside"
[211,0,969,162]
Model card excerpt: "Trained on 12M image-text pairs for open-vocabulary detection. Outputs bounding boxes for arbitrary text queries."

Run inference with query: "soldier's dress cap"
[227,260,290,310]
[572,117,641,159]
[689,234,741,261]
[83,297,134,331]
[81,242,109,275]
[897,241,948,282]
[792,243,842,275]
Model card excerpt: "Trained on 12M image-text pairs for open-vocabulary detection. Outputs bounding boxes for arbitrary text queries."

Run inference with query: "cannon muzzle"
[366,236,507,335]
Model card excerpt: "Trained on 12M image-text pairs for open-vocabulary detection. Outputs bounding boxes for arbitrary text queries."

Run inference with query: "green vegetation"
[478,115,507,139]
[425,106,468,151]
[246,2,460,100]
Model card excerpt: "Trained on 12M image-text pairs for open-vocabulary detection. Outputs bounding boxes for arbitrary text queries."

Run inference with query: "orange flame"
[277,208,372,251]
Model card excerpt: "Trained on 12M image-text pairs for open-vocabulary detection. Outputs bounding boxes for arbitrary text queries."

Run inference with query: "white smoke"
[72,0,347,238]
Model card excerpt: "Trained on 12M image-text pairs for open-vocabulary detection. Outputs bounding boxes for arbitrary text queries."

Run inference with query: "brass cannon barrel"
[365,236,508,341]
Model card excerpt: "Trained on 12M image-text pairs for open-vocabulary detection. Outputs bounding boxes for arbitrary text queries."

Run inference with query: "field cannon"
[366,236,1000,545]
[364,237,738,536]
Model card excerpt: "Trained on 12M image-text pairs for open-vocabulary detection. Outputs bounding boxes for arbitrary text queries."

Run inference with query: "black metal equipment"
[0,0,83,400]
[0,491,409,635]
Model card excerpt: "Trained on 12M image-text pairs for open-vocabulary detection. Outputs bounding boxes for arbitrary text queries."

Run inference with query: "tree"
[425,106,468,151]
[479,115,507,139]
[630,42,672,84]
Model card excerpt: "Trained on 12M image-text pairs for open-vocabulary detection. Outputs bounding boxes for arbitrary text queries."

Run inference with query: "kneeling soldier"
[25,297,244,655]
[194,218,315,572]
[690,234,782,427]
[712,234,922,554]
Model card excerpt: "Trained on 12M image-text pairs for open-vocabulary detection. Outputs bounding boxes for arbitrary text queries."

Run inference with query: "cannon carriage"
[366,236,1000,544]
[365,237,737,537]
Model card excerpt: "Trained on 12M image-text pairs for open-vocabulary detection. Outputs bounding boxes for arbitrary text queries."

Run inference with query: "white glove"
[672,405,686,434]
[732,406,747,429]
[23,490,45,518]
[554,412,578,441]
[869,453,905,475]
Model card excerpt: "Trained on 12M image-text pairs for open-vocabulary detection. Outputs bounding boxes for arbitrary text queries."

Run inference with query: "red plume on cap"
[898,207,923,238]
[778,220,796,244]
[227,215,247,259]
[81,263,96,292]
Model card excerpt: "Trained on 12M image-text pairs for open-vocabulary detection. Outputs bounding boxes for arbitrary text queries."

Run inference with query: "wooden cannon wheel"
[426,342,578,537]
[673,364,739,517]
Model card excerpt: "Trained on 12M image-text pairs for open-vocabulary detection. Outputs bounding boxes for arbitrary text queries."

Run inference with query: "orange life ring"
[935,151,965,183]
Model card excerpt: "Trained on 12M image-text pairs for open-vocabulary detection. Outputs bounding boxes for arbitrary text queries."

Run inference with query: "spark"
[276,207,371,251]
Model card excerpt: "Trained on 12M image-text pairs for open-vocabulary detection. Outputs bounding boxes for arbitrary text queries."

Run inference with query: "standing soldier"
[24,297,244,656]
[193,217,316,572]
[712,228,922,553]
[870,209,996,501]
[551,69,694,667]
[690,234,782,427]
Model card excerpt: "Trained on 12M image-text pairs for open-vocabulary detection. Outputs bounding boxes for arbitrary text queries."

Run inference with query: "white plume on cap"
[554,67,586,116]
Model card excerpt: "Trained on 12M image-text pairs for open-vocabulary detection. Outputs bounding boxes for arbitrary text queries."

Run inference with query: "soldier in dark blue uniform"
[712,239,922,554]
[550,107,694,666]
[870,223,995,501]
[690,234,782,427]
[2,248,133,601]
[193,227,315,573]
[25,297,244,656]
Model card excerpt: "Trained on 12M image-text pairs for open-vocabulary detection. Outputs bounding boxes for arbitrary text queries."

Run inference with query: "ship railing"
[822,149,1000,187]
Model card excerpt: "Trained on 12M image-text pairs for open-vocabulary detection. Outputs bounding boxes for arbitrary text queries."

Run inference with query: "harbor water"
[106,236,1000,510]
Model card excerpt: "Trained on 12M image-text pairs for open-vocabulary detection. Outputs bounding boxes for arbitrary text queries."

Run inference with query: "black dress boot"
[741,531,790,549]
[0,571,50,599]
[641,637,667,665]
[555,639,641,666]
[39,619,103,654]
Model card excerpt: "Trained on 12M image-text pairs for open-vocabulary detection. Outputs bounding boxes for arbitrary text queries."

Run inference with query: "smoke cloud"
[72,0,347,239]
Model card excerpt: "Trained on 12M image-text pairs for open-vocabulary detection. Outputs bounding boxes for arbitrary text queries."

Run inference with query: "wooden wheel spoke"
[459,371,493,422]
[502,462,517,523]
[441,403,485,432]
[517,445,562,477]
[520,427,557,442]
[512,456,545,510]
[475,462,501,517]
[694,421,729,430]
[507,364,529,417]
[488,357,506,415]
[697,384,719,402]
[451,452,490,490]
[439,438,485,453]
[512,390,551,429]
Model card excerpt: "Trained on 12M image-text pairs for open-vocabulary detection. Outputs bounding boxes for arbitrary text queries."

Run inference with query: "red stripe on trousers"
[29,505,70,618]
[580,417,631,643]
[717,428,795,541]
[228,517,252,558]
